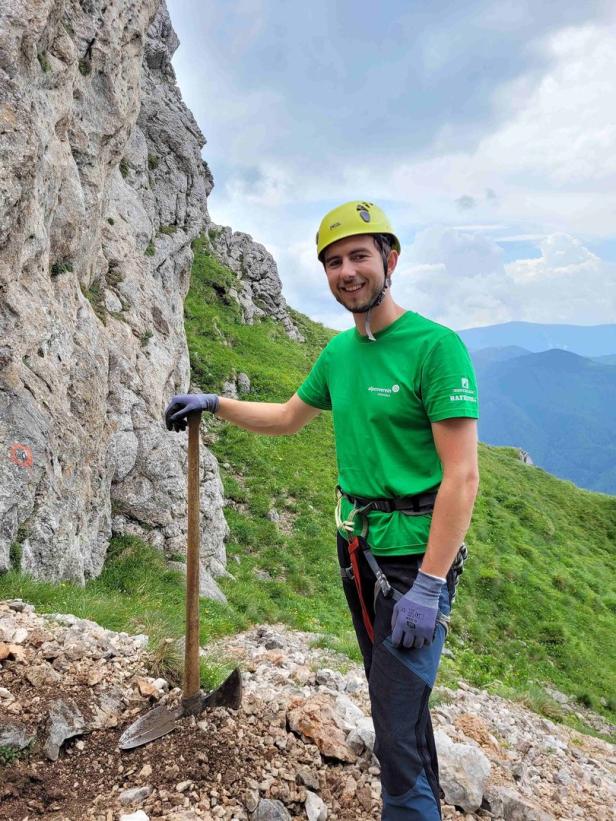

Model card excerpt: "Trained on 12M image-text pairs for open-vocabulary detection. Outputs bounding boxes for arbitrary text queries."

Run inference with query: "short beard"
[334,292,373,314]
[334,276,386,314]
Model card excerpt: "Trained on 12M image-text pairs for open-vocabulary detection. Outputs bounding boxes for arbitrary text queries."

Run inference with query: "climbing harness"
[336,486,467,642]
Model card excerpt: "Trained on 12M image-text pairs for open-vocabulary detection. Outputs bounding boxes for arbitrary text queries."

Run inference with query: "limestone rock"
[119,812,150,821]
[0,0,226,586]
[305,790,328,821]
[209,226,303,341]
[484,785,555,820]
[253,798,292,820]
[287,694,357,763]
[119,785,154,806]
[44,698,86,760]
[434,729,491,812]
[0,720,35,750]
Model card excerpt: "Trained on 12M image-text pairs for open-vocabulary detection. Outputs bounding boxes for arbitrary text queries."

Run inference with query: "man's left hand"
[391,570,444,649]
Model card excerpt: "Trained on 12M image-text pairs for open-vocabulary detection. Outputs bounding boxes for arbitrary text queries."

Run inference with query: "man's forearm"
[216,397,294,435]
[420,472,478,578]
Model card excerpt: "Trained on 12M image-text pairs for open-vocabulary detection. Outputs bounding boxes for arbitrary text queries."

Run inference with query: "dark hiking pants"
[337,534,457,821]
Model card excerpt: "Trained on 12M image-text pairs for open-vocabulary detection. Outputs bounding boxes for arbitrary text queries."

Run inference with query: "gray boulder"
[434,729,491,812]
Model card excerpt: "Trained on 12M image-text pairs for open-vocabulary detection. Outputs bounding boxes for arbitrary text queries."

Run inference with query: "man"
[166,201,479,820]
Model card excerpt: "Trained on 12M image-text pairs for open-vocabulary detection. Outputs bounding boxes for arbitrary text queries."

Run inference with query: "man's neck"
[353,300,406,337]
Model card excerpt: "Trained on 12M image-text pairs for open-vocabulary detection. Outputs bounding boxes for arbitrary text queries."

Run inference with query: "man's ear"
[387,249,399,276]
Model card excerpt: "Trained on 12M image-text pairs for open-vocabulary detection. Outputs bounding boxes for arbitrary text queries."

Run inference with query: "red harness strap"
[348,536,375,642]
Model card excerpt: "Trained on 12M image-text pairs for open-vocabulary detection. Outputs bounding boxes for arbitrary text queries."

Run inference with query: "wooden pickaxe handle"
[183,411,202,710]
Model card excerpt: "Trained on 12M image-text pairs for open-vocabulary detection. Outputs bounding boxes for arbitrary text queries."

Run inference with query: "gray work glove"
[165,393,219,432]
[391,570,444,649]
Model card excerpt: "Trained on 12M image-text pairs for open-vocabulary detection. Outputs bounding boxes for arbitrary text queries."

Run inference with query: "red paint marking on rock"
[8,443,33,468]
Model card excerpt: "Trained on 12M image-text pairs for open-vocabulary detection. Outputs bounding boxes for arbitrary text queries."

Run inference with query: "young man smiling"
[166,201,479,820]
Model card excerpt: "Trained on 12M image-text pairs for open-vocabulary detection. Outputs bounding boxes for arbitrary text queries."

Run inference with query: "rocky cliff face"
[209,225,303,342]
[0,0,298,593]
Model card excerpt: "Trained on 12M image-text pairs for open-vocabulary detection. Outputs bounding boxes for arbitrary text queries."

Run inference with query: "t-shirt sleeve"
[297,345,332,410]
[421,332,479,421]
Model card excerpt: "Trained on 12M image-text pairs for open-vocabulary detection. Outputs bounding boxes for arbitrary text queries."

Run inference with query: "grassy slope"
[2,237,615,734]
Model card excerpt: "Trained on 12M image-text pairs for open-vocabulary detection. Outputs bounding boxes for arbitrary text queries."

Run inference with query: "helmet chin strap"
[359,272,391,341]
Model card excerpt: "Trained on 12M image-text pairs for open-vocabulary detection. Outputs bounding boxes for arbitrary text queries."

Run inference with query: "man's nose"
[340,258,355,278]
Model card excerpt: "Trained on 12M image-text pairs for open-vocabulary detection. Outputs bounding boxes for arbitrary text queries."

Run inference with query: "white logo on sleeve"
[449,376,476,403]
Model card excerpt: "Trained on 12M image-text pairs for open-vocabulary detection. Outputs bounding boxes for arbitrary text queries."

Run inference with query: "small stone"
[305,790,327,821]
[139,764,153,778]
[0,720,35,751]
[11,627,28,644]
[44,698,86,761]
[243,789,259,812]
[237,372,251,393]
[87,668,105,686]
[6,644,26,662]
[135,677,160,698]
[296,767,320,791]
[253,798,292,820]
[119,812,150,821]
[176,781,192,792]
[26,663,62,687]
[119,786,154,806]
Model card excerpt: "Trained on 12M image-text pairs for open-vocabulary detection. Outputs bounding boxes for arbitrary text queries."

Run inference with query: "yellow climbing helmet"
[316,201,401,259]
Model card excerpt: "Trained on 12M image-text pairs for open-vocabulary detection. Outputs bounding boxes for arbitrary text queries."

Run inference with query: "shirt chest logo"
[368,383,400,397]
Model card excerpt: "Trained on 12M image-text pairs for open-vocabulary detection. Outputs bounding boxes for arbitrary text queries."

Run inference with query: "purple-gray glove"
[391,570,444,649]
[165,393,219,432]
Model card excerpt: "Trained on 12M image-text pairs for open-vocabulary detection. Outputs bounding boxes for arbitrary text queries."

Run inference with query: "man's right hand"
[165,393,219,432]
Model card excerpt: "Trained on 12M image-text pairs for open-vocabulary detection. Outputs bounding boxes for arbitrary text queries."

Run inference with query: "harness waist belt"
[338,487,438,514]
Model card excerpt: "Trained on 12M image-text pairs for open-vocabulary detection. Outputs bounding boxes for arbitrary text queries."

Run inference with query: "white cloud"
[394,229,616,329]
[171,6,616,328]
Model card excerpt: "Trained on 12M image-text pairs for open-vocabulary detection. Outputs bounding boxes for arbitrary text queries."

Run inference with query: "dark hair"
[372,233,394,273]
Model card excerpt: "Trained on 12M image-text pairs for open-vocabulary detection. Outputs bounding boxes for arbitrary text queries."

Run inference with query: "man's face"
[322,235,389,313]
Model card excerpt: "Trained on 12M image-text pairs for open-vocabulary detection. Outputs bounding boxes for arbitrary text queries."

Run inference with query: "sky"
[167,0,616,331]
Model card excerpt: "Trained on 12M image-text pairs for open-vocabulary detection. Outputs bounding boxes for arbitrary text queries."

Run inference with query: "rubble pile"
[1,602,614,820]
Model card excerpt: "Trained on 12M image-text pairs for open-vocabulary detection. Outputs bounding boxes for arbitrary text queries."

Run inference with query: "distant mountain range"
[459,322,616,358]
[471,346,616,494]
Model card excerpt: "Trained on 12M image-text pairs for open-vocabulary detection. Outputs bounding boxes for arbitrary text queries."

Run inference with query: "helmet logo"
[358,208,370,223]
[329,221,341,230]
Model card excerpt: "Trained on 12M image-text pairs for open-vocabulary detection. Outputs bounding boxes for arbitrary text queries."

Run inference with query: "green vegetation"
[159,225,177,236]
[50,261,74,277]
[140,329,153,348]
[119,158,129,179]
[78,58,91,76]
[9,542,22,571]
[2,236,614,736]
[144,240,155,257]
[148,154,160,171]
[107,217,115,225]
[37,52,50,73]
[80,281,106,324]
[105,263,123,288]
[0,745,28,766]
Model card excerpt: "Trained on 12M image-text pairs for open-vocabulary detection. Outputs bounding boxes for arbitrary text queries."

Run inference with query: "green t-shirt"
[297,311,479,555]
